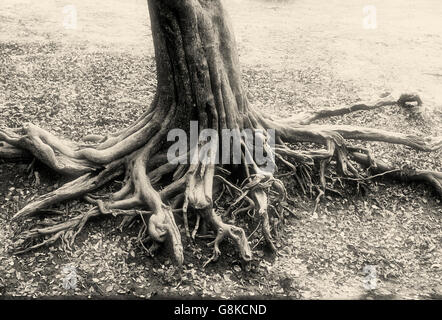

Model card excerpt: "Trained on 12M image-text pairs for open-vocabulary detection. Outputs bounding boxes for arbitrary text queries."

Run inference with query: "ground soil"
[0,0,441,299]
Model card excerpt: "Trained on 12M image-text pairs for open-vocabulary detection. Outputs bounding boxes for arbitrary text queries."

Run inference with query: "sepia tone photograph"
[0,0,441,302]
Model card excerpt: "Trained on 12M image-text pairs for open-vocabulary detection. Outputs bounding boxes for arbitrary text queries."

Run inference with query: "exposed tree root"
[1,0,441,268]
[276,92,423,125]
[0,141,31,160]
[2,88,441,267]
[0,125,98,176]
[351,152,442,196]
[201,208,252,267]
[12,158,125,220]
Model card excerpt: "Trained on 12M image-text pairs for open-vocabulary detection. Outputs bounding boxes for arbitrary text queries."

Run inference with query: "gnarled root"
[259,93,442,199]
[202,208,252,267]
[5,101,186,265]
[351,152,442,196]
[3,91,441,268]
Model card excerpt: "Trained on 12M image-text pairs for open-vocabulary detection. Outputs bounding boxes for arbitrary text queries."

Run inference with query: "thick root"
[270,92,423,125]
[0,125,96,176]
[351,152,442,196]
[11,159,125,221]
[0,141,31,160]
[2,89,441,267]
[202,208,252,266]
[250,188,277,252]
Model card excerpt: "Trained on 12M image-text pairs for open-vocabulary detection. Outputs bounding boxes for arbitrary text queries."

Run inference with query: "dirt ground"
[0,0,441,299]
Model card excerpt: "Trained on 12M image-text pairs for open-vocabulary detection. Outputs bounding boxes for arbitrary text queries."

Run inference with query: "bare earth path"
[0,0,441,298]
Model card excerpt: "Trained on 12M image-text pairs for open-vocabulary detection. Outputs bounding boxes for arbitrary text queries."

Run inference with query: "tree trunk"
[1,0,440,266]
[149,0,248,132]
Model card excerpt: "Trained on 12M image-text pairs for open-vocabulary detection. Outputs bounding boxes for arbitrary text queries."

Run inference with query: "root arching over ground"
[1,0,441,266]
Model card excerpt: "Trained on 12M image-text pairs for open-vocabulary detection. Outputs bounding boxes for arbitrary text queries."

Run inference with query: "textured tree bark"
[1,0,441,266]
[149,0,248,130]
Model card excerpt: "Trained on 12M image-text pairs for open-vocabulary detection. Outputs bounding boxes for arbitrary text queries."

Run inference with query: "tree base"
[1,92,441,266]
